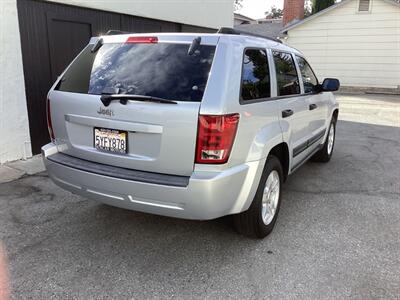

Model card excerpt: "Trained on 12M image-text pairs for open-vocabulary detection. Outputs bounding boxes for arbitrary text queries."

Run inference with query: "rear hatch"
[48,34,218,176]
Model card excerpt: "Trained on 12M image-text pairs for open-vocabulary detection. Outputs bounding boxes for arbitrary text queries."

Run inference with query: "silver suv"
[43,29,339,238]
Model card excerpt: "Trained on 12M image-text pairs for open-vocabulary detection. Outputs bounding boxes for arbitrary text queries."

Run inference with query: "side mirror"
[321,78,340,92]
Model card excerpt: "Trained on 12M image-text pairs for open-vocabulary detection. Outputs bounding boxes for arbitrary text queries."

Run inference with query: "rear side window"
[55,46,95,94]
[241,49,271,101]
[296,56,318,93]
[273,51,300,96]
[56,42,216,102]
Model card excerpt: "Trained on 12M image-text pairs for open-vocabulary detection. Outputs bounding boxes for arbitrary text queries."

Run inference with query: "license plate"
[94,127,127,154]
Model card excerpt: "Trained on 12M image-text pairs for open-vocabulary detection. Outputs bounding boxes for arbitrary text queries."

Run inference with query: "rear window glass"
[56,42,216,102]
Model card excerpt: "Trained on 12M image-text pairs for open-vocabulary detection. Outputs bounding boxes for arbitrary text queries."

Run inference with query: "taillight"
[46,98,55,141]
[195,114,240,164]
[125,36,158,44]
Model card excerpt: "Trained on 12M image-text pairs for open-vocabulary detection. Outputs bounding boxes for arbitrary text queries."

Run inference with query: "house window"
[358,0,371,11]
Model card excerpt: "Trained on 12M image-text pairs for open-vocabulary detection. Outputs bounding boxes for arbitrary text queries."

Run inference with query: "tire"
[233,155,283,238]
[312,118,336,163]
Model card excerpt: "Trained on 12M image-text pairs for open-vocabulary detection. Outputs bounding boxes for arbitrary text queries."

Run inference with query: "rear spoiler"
[105,30,131,36]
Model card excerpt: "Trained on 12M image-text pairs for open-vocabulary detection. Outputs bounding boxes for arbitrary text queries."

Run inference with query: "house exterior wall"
[48,0,234,29]
[234,18,246,25]
[284,0,400,89]
[0,0,32,164]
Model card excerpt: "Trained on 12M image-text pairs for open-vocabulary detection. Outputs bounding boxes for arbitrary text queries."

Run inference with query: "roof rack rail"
[105,30,131,36]
[217,27,282,43]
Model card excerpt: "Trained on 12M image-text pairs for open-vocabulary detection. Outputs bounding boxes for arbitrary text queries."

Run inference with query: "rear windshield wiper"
[188,37,201,55]
[100,94,177,106]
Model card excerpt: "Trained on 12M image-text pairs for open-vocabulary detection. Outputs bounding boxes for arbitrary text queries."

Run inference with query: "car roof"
[216,34,302,55]
[92,32,302,56]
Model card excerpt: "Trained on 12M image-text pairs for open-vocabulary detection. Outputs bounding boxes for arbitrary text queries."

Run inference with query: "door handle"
[309,103,317,110]
[282,109,294,118]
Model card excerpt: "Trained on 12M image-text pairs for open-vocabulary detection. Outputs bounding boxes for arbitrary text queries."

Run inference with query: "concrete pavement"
[0,155,44,184]
[0,94,399,299]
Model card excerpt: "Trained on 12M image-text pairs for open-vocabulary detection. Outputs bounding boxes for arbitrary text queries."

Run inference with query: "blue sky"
[236,0,284,19]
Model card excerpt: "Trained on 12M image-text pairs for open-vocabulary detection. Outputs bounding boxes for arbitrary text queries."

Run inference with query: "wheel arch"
[267,142,290,182]
[332,108,339,122]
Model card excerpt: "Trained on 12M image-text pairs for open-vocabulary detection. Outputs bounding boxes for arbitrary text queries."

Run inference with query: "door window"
[272,51,300,96]
[296,56,319,94]
[241,49,271,101]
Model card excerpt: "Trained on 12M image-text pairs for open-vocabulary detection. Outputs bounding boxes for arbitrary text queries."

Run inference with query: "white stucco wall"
[285,0,400,89]
[48,0,234,29]
[0,0,32,164]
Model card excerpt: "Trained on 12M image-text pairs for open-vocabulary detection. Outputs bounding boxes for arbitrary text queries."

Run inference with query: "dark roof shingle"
[234,22,283,39]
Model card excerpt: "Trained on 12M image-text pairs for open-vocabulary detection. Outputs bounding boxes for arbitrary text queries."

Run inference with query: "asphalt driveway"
[0,94,399,299]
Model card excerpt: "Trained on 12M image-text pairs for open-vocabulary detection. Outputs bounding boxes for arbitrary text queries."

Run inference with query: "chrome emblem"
[97,107,114,117]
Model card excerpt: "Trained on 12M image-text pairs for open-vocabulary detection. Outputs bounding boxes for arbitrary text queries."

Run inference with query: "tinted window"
[296,56,318,93]
[241,49,270,101]
[57,43,216,102]
[56,46,95,94]
[273,51,300,96]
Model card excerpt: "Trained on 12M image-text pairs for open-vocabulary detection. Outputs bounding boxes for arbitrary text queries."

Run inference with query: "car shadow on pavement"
[1,119,399,298]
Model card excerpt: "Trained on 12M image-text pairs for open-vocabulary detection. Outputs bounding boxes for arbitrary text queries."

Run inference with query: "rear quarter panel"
[197,36,285,171]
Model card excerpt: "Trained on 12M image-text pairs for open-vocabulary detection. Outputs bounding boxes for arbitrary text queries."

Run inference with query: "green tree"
[304,0,312,16]
[265,6,283,18]
[234,0,243,11]
[312,0,335,14]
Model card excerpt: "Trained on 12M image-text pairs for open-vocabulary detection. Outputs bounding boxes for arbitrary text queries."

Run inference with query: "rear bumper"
[42,143,265,220]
